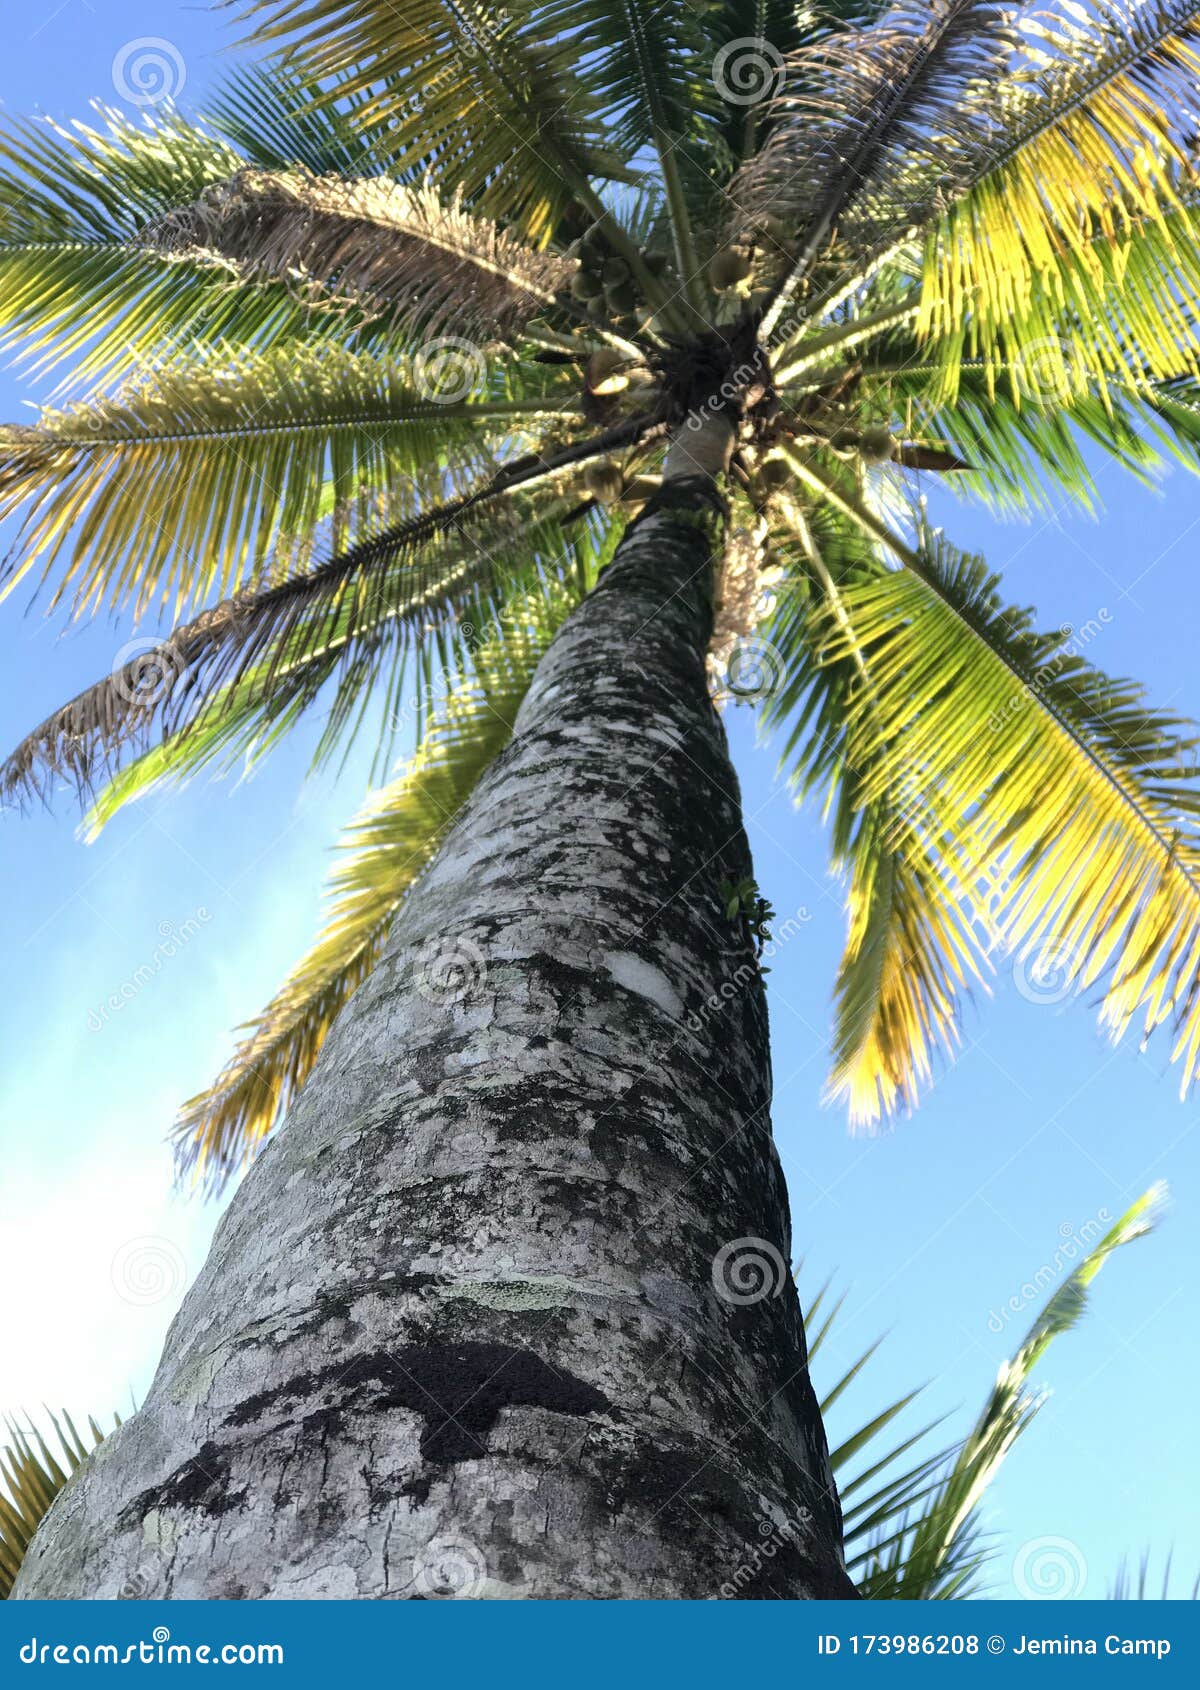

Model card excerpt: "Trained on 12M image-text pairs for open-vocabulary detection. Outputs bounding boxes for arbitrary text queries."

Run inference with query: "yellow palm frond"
[921,1,1200,396]
[769,493,992,1124]
[829,803,991,1125]
[840,535,1200,1104]
[774,452,1200,1118]
[0,1412,114,1599]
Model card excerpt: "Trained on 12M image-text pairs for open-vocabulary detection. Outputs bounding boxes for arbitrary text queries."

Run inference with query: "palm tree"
[4,0,1200,1598]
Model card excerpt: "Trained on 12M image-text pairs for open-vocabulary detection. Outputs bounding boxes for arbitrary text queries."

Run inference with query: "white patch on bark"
[603,952,685,1024]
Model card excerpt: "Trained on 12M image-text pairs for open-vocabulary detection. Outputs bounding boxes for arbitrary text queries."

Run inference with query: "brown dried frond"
[727,1,1016,276]
[140,168,576,340]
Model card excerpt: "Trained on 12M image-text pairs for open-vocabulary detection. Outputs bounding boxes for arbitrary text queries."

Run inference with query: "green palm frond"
[537,0,721,309]
[0,399,649,810]
[225,2,634,244]
[881,358,1195,516]
[731,1,1016,326]
[857,1185,1165,1598]
[74,508,584,830]
[174,548,607,1190]
[0,1411,114,1599]
[142,169,577,343]
[205,61,404,179]
[0,343,561,621]
[4,513,490,808]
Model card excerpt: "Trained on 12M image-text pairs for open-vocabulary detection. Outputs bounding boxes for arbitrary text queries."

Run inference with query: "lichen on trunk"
[15,417,856,1601]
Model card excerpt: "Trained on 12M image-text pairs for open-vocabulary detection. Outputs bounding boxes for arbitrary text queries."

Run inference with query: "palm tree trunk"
[15,413,857,1601]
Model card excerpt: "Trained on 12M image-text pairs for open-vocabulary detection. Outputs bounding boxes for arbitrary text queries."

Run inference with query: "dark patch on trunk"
[119,1441,246,1527]
[224,1341,612,1467]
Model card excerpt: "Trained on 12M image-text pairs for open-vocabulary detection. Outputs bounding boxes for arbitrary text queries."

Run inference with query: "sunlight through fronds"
[830,521,1200,1120]
[0,344,557,620]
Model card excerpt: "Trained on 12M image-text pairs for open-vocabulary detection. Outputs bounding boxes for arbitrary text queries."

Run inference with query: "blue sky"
[1,1,1197,1601]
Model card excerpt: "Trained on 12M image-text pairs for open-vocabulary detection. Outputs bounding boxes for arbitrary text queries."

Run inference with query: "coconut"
[858,426,897,465]
[758,214,793,249]
[586,349,632,397]
[708,247,753,292]
[604,279,638,313]
[583,459,625,503]
[760,456,791,490]
[571,268,603,301]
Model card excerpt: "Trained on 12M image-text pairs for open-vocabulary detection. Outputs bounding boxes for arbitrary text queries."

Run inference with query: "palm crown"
[5,0,1200,1191]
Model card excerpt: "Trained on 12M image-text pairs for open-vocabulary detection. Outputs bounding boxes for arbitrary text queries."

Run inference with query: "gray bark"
[16,424,857,1601]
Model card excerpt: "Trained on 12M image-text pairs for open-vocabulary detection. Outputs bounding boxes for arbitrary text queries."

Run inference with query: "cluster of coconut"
[566,226,669,333]
[707,216,796,302]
